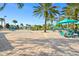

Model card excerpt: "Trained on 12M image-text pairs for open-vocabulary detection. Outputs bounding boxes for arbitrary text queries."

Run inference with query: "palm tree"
[33,3,59,32]
[20,23,24,29]
[26,24,31,30]
[13,20,18,26]
[63,4,79,30]
[67,3,79,20]
[0,3,24,11]
[20,23,24,26]
[49,16,55,28]
[62,6,72,19]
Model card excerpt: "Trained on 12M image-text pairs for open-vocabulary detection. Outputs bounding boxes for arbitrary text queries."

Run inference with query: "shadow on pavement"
[0,33,14,51]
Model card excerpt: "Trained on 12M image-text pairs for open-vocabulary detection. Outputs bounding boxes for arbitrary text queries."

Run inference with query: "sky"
[0,3,67,25]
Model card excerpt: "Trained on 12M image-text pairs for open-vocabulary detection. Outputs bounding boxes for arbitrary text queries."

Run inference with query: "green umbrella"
[56,18,78,29]
[75,21,79,24]
[57,18,77,24]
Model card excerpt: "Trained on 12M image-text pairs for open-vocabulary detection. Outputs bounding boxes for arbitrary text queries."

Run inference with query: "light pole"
[4,16,7,29]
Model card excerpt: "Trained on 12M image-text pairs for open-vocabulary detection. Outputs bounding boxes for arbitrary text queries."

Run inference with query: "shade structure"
[75,21,79,24]
[57,18,77,24]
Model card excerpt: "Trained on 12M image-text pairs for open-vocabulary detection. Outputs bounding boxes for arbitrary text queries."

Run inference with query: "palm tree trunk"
[4,20,6,28]
[75,13,77,20]
[51,20,53,30]
[74,9,78,31]
[44,18,47,32]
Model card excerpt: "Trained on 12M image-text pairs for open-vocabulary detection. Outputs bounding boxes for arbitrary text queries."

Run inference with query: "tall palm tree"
[33,3,59,32]
[13,20,18,26]
[20,23,24,29]
[62,6,72,19]
[20,23,24,26]
[67,3,79,20]
[65,4,79,29]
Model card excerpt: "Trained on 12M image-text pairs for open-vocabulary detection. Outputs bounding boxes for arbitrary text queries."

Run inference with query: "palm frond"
[0,18,5,21]
[33,7,43,17]
[0,3,6,11]
[17,3,24,9]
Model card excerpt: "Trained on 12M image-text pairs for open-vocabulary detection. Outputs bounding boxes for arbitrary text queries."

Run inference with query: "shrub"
[0,25,3,29]
[5,23,10,29]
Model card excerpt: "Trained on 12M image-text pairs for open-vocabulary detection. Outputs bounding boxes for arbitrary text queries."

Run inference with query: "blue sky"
[0,3,67,25]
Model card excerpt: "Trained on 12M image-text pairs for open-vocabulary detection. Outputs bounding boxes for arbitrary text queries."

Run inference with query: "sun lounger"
[75,30,79,36]
[65,29,74,38]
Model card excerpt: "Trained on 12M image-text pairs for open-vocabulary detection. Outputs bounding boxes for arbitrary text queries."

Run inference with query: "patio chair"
[65,29,74,38]
[75,30,79,37]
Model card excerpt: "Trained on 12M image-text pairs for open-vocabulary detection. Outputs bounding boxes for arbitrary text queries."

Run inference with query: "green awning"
[57,18,77,24]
